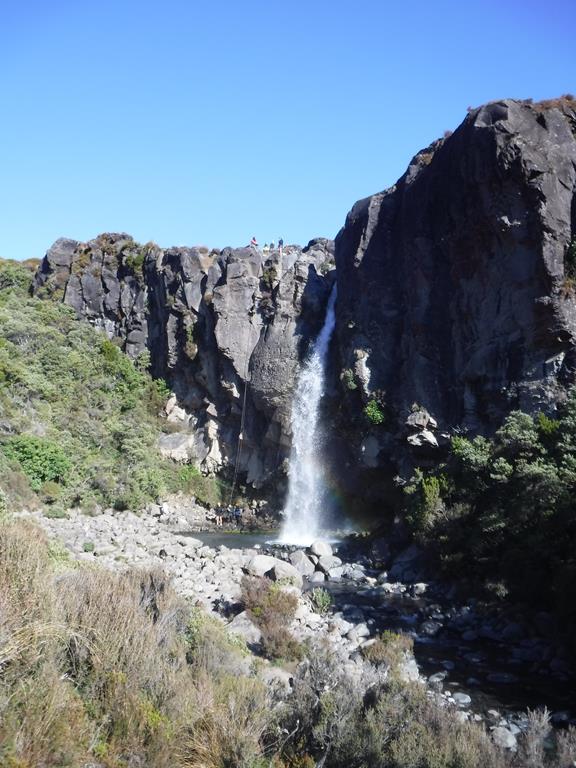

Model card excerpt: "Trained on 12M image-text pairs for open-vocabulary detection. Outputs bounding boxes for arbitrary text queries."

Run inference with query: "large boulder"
[289,549,316,576]
[244,554,278,577]
[309,540,333,558]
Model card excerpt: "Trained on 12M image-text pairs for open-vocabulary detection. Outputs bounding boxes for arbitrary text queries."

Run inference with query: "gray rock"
[317,555,342,573]
[487,672,518,684]
[399,657,420,682]
[452,692,472,707]
[420,620,442,637]
[334,97,576,491]
[228,611,262,645]
[388,544,424,582]
[309,571,326,583]
[491,727,517,750]
[289,549,316,576]
[32,234,335,486]
[309,540,333,558]
[245,554,277,577]
[268,560,303,587]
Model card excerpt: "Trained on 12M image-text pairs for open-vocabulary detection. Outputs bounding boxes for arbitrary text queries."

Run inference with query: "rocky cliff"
[333,97,576,485]
[32,97,576,508]
[33,236,335,486]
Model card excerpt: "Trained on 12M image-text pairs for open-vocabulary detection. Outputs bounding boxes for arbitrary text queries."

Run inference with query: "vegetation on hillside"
[404,400,576,651]
[2,517,575,768]
[0,258,225,513]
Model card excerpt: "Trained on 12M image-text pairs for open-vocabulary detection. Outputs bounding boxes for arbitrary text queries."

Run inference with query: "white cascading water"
[279,285,337,545]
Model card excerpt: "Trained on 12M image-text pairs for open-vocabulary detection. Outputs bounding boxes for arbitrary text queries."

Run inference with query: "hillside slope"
[0,259,220,514]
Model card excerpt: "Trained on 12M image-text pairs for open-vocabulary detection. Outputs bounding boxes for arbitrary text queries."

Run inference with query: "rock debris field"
[21,500,576,752]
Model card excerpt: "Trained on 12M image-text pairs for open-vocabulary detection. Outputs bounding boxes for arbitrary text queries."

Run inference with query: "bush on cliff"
[404,397,576,650]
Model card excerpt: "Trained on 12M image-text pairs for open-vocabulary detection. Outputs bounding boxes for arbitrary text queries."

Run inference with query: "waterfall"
[279,284,337,545]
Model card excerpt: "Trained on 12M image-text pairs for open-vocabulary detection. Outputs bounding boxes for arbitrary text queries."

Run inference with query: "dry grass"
[241,575,303,661]
[361,630,414,674]
[0,519,273,767]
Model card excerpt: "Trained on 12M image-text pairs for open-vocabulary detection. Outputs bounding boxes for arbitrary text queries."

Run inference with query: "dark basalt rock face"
[333,97,576,482]
[32,97,576,505]
[33,235,335,486]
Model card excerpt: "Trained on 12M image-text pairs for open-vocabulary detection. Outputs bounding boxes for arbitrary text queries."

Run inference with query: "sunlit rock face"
[333,97,576,483]
[33,235,335,486]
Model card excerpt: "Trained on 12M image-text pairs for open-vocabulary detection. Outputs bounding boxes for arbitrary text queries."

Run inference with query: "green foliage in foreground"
[0,259,225,512]
[404,400,576,649]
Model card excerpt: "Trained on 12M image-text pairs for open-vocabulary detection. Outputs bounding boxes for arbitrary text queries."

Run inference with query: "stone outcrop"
[31,97,576,500]
[333,97,576,479]
[33,235,335,485]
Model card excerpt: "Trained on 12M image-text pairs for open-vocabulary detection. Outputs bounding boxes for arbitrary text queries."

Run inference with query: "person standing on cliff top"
[250,236,258,248]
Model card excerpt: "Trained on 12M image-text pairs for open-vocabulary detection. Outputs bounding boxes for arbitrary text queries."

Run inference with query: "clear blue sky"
[1,0,574,260]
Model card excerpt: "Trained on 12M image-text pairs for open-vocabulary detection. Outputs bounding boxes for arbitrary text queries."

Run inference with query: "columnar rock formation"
[33,237,335,485]
[333,97,576,479]
[33,97,576,503]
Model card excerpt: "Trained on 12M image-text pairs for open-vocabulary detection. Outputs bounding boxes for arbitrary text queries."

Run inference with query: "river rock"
[228,611,262,645]
[268,561,303,587]
[491,727,518,750]
[309,571,325,583]
[309,540,333,558]
[420,620,442,637]
[388,544,424,582]
[487,672,518,684]
[289,549,316,576]
[452,692,472,707]
[244,554,278,577]
[399,657,420,682]
[317,555,342,573]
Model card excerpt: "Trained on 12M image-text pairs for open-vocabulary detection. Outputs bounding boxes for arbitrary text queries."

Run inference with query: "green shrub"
[308,587,332,615]
[1,435,71,491]
[0,280,194,511]
[361,630,414,673]
[363,399,385,425]
[261,266,277,290]
[176,464,228,508]
[0,259,33,294]
[82,541,95,552]
[341,368,357,391]
[403,396,576,654]
[44,505,69,519]
[123,248,146,274]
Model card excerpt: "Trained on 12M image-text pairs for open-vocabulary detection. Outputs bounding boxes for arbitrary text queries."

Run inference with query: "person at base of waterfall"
[233,505,242,528]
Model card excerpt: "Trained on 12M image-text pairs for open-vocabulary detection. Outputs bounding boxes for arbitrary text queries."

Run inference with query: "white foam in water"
[279,285,337,545]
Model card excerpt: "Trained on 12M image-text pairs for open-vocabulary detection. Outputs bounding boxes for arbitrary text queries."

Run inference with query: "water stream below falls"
[279,285,337,545]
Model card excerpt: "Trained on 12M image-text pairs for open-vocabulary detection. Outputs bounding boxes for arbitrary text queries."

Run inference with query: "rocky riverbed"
[21,502,576,752]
